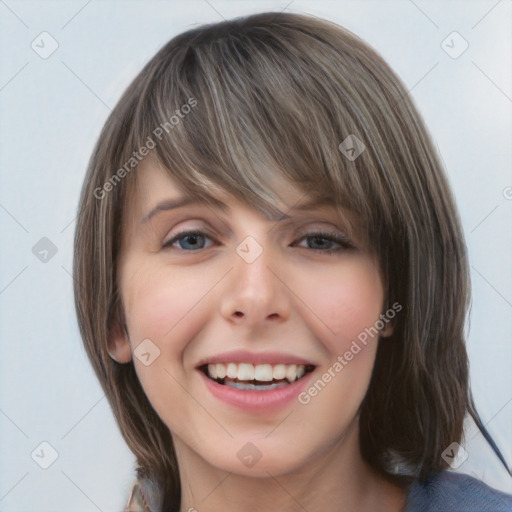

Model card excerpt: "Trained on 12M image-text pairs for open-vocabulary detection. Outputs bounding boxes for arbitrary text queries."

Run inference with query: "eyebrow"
[141,194,334,223]
[141,196,227,223]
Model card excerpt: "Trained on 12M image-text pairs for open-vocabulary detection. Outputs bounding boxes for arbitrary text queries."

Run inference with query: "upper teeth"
[207,363,307,383]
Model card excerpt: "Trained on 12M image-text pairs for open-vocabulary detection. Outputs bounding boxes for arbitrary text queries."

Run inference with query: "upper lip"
[195,349,317,368]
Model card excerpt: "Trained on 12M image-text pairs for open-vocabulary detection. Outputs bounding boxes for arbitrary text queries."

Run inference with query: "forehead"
[129,160,340,222]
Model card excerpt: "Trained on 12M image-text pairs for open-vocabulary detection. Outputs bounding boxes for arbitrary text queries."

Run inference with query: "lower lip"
[199,370,315,411]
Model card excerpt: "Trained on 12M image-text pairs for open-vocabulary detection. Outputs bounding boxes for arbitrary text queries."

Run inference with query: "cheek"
[293,260,384,429]
[121,264,210,356]
[120,265,209,418]
[294,256,384,349]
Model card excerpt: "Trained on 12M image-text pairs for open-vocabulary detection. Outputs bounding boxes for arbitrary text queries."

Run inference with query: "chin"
[199,438,312,478]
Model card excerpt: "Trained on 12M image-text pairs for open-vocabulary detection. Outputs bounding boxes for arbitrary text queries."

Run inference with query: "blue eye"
[162,229,352,253]
[295,231,353,253]
[162,230,215,251]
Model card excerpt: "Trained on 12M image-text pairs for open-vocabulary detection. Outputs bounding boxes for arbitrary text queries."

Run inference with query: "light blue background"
[1,0,511,510]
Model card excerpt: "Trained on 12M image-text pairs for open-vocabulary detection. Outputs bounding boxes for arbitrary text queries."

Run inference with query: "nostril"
[234,311,244,317]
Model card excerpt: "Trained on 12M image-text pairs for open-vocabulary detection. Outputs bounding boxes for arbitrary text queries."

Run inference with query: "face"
[110,161,393,477]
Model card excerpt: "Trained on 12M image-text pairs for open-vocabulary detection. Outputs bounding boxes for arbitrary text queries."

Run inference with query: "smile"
[201,362,315,390]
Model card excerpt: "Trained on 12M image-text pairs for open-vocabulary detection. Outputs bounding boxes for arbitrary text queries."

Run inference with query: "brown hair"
[73,11,509,509]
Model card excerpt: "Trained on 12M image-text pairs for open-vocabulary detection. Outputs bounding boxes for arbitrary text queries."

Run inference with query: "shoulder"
[405,471,512,512]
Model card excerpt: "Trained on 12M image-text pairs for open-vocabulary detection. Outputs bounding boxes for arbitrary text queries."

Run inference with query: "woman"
[73,12,512,511]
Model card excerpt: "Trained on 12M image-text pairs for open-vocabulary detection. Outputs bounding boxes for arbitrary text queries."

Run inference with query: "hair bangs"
[118,20,400,250]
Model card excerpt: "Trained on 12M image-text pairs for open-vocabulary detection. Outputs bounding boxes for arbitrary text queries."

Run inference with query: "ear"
[107,320,133,363]
[379,297,397,338]
[380,320,394,338]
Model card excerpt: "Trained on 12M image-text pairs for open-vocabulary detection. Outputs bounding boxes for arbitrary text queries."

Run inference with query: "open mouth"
[199,362,316,391]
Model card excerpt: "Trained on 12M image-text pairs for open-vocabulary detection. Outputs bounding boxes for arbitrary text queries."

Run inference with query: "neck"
[174,418,406,512]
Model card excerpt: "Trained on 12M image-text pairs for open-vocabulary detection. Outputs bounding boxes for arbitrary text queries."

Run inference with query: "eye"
[293,230,353,254]
[162,229,353,254]
[162,230,216,251]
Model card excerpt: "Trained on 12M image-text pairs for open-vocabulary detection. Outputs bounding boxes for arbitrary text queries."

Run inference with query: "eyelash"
[161,229,353,255]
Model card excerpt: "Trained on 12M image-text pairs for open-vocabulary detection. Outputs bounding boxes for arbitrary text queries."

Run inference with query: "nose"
[219,241,291,329]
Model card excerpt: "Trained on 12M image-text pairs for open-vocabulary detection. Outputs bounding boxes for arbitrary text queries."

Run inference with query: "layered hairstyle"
[73,11,510,508]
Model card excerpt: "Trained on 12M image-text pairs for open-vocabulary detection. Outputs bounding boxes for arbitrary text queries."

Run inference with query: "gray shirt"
[405,471,512,511]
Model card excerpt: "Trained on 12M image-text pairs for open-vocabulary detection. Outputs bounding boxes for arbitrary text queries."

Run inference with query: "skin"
[109,161,407,512]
